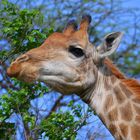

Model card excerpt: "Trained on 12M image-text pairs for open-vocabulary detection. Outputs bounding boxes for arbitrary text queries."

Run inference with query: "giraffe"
[7,15,140,140]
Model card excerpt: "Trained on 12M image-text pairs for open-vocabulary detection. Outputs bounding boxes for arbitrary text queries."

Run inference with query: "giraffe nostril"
[16,54,29,63]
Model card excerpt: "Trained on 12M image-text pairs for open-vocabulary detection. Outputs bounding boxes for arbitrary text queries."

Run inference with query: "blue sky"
[122,0,140,8]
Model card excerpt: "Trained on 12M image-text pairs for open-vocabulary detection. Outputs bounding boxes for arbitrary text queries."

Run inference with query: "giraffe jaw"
[38,67,83,94]
[39,75,83,94]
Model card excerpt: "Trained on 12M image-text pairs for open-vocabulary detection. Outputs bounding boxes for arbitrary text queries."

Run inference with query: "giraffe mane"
[104,58,140,97]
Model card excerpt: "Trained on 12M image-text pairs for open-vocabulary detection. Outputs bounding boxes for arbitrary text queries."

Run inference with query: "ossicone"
[80,14,92,31]
[63,20,77,35]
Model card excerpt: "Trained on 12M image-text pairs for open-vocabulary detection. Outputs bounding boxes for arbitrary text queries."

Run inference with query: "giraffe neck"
[80,65,140,140]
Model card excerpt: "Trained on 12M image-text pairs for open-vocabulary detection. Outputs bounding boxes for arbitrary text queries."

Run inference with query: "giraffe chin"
[17,75,37,83]
[38,74,83,95]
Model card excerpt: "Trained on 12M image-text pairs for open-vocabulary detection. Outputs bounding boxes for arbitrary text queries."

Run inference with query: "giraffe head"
[7,15,123,94]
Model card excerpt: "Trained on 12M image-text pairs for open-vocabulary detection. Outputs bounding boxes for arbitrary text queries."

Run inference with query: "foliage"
[0,78,48,120]
[0,81,91,139]
[40,102,91,140]
[0,78,49,139]
[0,0,53,62]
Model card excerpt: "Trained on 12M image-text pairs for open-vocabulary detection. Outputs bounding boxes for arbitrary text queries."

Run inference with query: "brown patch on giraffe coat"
[132,98,140,104]
[135,116,140,123]
[131,125,140,140]
[120,102,132,121]
[109,124,117,135]
[107,108,118,121]
[104,78,110,91]
[111,75,117,84]
[104,95,113,112]
[115,135,123,140]
[114,86,125,104]
[119,123,128,138]
[134,104,140,114]
[120,83,132,98]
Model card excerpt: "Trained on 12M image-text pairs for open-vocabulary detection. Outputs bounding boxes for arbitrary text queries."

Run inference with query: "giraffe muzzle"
[7,55,29,78]
[7,62,21,78]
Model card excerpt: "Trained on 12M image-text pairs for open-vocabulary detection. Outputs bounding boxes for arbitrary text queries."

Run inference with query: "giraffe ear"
[97,32,124,58]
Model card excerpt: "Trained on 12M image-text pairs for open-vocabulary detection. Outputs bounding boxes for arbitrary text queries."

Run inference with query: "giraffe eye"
[68,45,84,57]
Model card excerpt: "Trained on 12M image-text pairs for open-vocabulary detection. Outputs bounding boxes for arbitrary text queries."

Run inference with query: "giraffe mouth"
[7,62,22,78]
[7,61,39,83]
